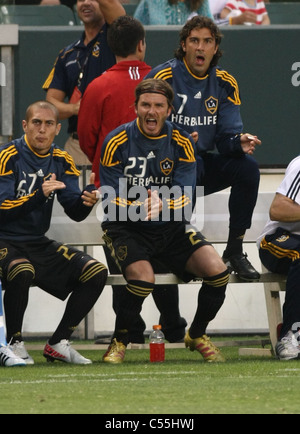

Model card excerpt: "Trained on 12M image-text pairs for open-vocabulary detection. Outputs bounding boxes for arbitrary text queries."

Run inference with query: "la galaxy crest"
[205,96,218,115]
[160,158,174,176]
[92,42,100,58]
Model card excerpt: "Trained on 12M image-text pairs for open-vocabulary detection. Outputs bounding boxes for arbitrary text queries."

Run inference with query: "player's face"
[181,27,219,77]
[22,108,61,156]
[77,0,104,25]
[136,93,172,137]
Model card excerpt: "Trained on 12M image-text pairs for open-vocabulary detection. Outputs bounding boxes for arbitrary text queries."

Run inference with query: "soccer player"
[147,16,262,282]
[0,101,108,365]
[258,156,300,360]
[100,79,230,364]
[78,15,188,344]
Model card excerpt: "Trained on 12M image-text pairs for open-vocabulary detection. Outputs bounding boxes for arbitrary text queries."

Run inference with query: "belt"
[72,132,79,140]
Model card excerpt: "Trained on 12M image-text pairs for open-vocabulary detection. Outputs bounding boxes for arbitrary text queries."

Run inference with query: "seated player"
[258,155,300,360]
[0,101,108,365]
[100,79,230,364]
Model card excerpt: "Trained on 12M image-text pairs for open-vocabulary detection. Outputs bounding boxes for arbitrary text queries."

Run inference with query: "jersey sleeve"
[277,158,300,205]
[42,50,70,94]
[214,69,244,156]
[53,149,97,222]
[0,146,48,225]
[100,128,128,201]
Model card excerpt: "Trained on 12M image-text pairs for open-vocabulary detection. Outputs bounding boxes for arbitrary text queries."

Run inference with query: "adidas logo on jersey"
[129,67,140,80]
[194,91,202,99]
[147,151,156,160]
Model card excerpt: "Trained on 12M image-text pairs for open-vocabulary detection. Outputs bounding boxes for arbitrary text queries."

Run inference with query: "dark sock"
[224,229,245,257]
[189,270,229,338]
[49,262,107,345]
[114,280,154,346]
[4,262,35,343]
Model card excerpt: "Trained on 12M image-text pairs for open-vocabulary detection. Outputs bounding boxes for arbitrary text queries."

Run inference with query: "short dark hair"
[175,16,223,67]
[25,101,59,123]
[107,15,146,58]
[135,79,174,109]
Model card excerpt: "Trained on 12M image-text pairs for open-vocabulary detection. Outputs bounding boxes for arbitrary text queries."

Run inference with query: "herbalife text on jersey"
[99,179,204,227]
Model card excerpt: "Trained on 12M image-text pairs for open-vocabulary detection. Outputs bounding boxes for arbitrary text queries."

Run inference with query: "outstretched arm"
[97,0,126,25]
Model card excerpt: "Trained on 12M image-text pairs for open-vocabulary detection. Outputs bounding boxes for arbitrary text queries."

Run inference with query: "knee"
[125,261,155,285]
[79,261,108,291]
[126,280,155,299]
[6,260,35,287]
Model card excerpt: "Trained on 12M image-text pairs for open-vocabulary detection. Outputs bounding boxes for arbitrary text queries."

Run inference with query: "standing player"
[43,0,126,166]
[147,16,261,281]
[0,101,108,365]
[100,79,229,364]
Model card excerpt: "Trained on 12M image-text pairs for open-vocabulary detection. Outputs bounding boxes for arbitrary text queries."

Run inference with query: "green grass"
[0,343,300,414]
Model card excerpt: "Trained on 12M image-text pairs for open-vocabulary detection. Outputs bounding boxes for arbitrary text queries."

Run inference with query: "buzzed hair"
[25,101,60,123]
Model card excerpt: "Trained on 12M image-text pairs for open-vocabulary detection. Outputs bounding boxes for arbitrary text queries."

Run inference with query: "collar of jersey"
[24,135,51,158]
[136,119,168,140]
[183,58,209,81]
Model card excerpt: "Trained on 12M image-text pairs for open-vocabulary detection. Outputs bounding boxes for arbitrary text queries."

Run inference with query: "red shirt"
[78,60,151,187]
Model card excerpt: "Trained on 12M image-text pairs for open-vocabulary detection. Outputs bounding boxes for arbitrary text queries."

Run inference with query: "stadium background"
[0,2,299,339]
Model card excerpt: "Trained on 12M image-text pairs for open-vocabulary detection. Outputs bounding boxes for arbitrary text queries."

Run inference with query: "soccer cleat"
[184,331,225,363]
[0,344,27,367]
[8,341,35,365]
[223,252,261,282]
[103,338,126,364]
[43,340,92,365]
[275,331,300,361]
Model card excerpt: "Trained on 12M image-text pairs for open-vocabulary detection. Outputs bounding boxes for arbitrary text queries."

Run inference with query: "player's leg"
[198,153,260,281]
[4,259,35,344]
[0,279,26,367]
[2,257,35,365]
[160,225,229,362]
[103,260,155,364]
[260,230,300,360]
[44,258,108,364]
[186,245,228,328]
[104,245,146,344]
[102,226,156,363]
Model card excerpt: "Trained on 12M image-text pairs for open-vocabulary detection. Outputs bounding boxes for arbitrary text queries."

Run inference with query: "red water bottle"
[149,325,165,363]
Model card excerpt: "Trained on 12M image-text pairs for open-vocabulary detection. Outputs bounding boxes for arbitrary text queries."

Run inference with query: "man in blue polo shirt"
[43,0,125,165]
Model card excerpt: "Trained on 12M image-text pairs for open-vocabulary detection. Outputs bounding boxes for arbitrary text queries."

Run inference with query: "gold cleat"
[103,338,126,364]
[184,331,225,363]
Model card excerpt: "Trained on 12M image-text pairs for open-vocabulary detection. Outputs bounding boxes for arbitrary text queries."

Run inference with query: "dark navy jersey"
[43,25,116,133]
[0,136,94,241]
[147,58,244,156]
[100,119,196,226]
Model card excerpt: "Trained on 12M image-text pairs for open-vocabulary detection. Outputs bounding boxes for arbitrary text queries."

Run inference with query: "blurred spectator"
[220,0,270,25]
[134,0,213,25]
[209,0,270,25]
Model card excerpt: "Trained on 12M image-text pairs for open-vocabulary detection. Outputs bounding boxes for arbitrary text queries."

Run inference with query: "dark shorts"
[0,237,95,300]
[259,228,300,275]
[102,222,211,283]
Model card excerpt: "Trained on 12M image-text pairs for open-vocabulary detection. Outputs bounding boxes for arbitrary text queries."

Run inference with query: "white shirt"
[209,0,227,15]
[257,156,300,248]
